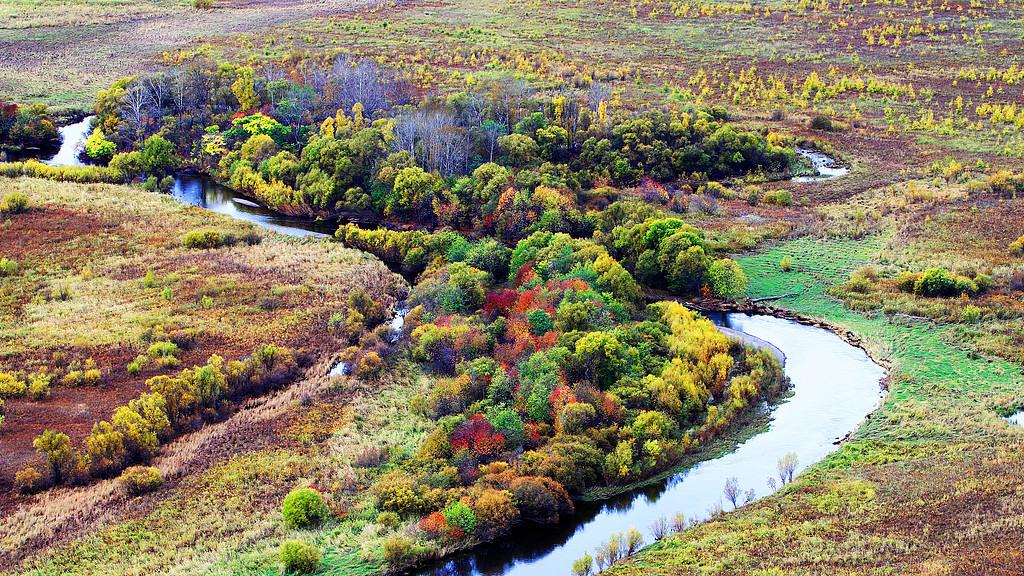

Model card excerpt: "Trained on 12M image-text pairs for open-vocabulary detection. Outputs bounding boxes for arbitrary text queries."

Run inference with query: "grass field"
[0,177,404,562]
[608,222,1024,574]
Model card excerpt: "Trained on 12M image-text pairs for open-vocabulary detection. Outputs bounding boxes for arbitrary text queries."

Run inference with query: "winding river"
[413,313,885,576]
[41,121,885,575]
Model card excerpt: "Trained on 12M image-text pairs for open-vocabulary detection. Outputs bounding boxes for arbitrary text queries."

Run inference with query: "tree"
[707,258,748,300]
[387,166,439,216]
[572,553,594,576]
[231,66,260,111]
[139,135,176,176]
[573,332,626,388]
[33,430,73,483]
[85,127,117,163]
[724,476,740,509]
[777,452,798,485]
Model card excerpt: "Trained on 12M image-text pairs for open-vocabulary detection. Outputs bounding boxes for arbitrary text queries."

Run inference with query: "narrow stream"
[1006,411,1024,427]
[43,115,94,166]
[793,148,848,182]
[414,313,885,576]
[169,176,334,238]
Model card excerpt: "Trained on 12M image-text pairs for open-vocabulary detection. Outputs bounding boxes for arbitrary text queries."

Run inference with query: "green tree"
[85,127,116,163]
[139,135,176,176]
[574,332,626,388]
[707,258,748,300]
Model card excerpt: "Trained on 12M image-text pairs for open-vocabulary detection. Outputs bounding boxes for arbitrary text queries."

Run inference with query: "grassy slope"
[608,233,1024,574]
[0,177,410,572]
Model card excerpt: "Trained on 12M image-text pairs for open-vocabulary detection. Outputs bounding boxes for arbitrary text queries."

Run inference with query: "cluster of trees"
[895,267,991,298]
[356,217,783,562]
[0,100,60,155]
[19,345,297,493]
[83,53,792,224]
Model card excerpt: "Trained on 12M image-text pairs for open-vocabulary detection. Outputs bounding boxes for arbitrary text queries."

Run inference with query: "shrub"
[121,465,163,495]
[15,466,45,494]
[707,258,748,300]
[913,267,975,297]
[1010,236,1024,256]
[26,372,52,399]
[83,368,102,386]
[509,476,574,523]
[0,372,26,398]
[473,488,519,538]
[779,256,793,272]
[762,189,793,206]
[896,271,920,293]
[0,192,30,214]
[382,535,423,567]
[182,228,235,249]
[961,305,982,324]
[85,127,116,162]
[810,115,839,131]
[193,0,214,8]
[376,511,401,530]
[279,539,321,574]
[441,500,477,538]
[0,257,18,276]
[281,487,330,528]
[527,309,554,336]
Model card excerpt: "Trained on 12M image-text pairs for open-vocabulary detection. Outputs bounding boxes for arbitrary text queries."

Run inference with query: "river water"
[414,313,885,576]
[42,115,94,167]
[793,148,849,182]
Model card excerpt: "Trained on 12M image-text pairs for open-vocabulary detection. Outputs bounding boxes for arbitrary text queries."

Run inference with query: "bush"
[810,115,839,131]
[913,267,975,297]
[193,0,214,9]
[182,228,235,249]
[779,256,793,272]
[707,258,748,300]
[281,487,330,528]
[279,539,321,574]
[0,192,30,214]
[0,372,26,398]
[382,535,423,567]
[762,189,793,206]
[1010,236,1024,256]
[376,511,401,530]
[441,500,477,537]
[961,305,982,324]
[14,466,45,494]
[121,465,163,495]
[0,257,17,276]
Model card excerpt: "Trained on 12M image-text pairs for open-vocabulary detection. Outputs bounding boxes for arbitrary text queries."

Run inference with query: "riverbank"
[607,233,1024,575]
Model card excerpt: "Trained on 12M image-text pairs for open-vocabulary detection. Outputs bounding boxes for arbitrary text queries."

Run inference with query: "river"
[413,312,885,576]
[793,148,849,182]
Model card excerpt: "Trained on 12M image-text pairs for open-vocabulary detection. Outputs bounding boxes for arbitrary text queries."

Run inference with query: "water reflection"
[415,313,885,576]
[170,176,334,238]
[43,116,95,166]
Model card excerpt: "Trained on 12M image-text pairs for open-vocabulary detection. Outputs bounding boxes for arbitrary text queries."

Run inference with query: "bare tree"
[143,74,168,115]
[650,516,669,540]
[670,512,687,534]
[777,452,799,485]
[120,83,153,145]
[723,476,741,509]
